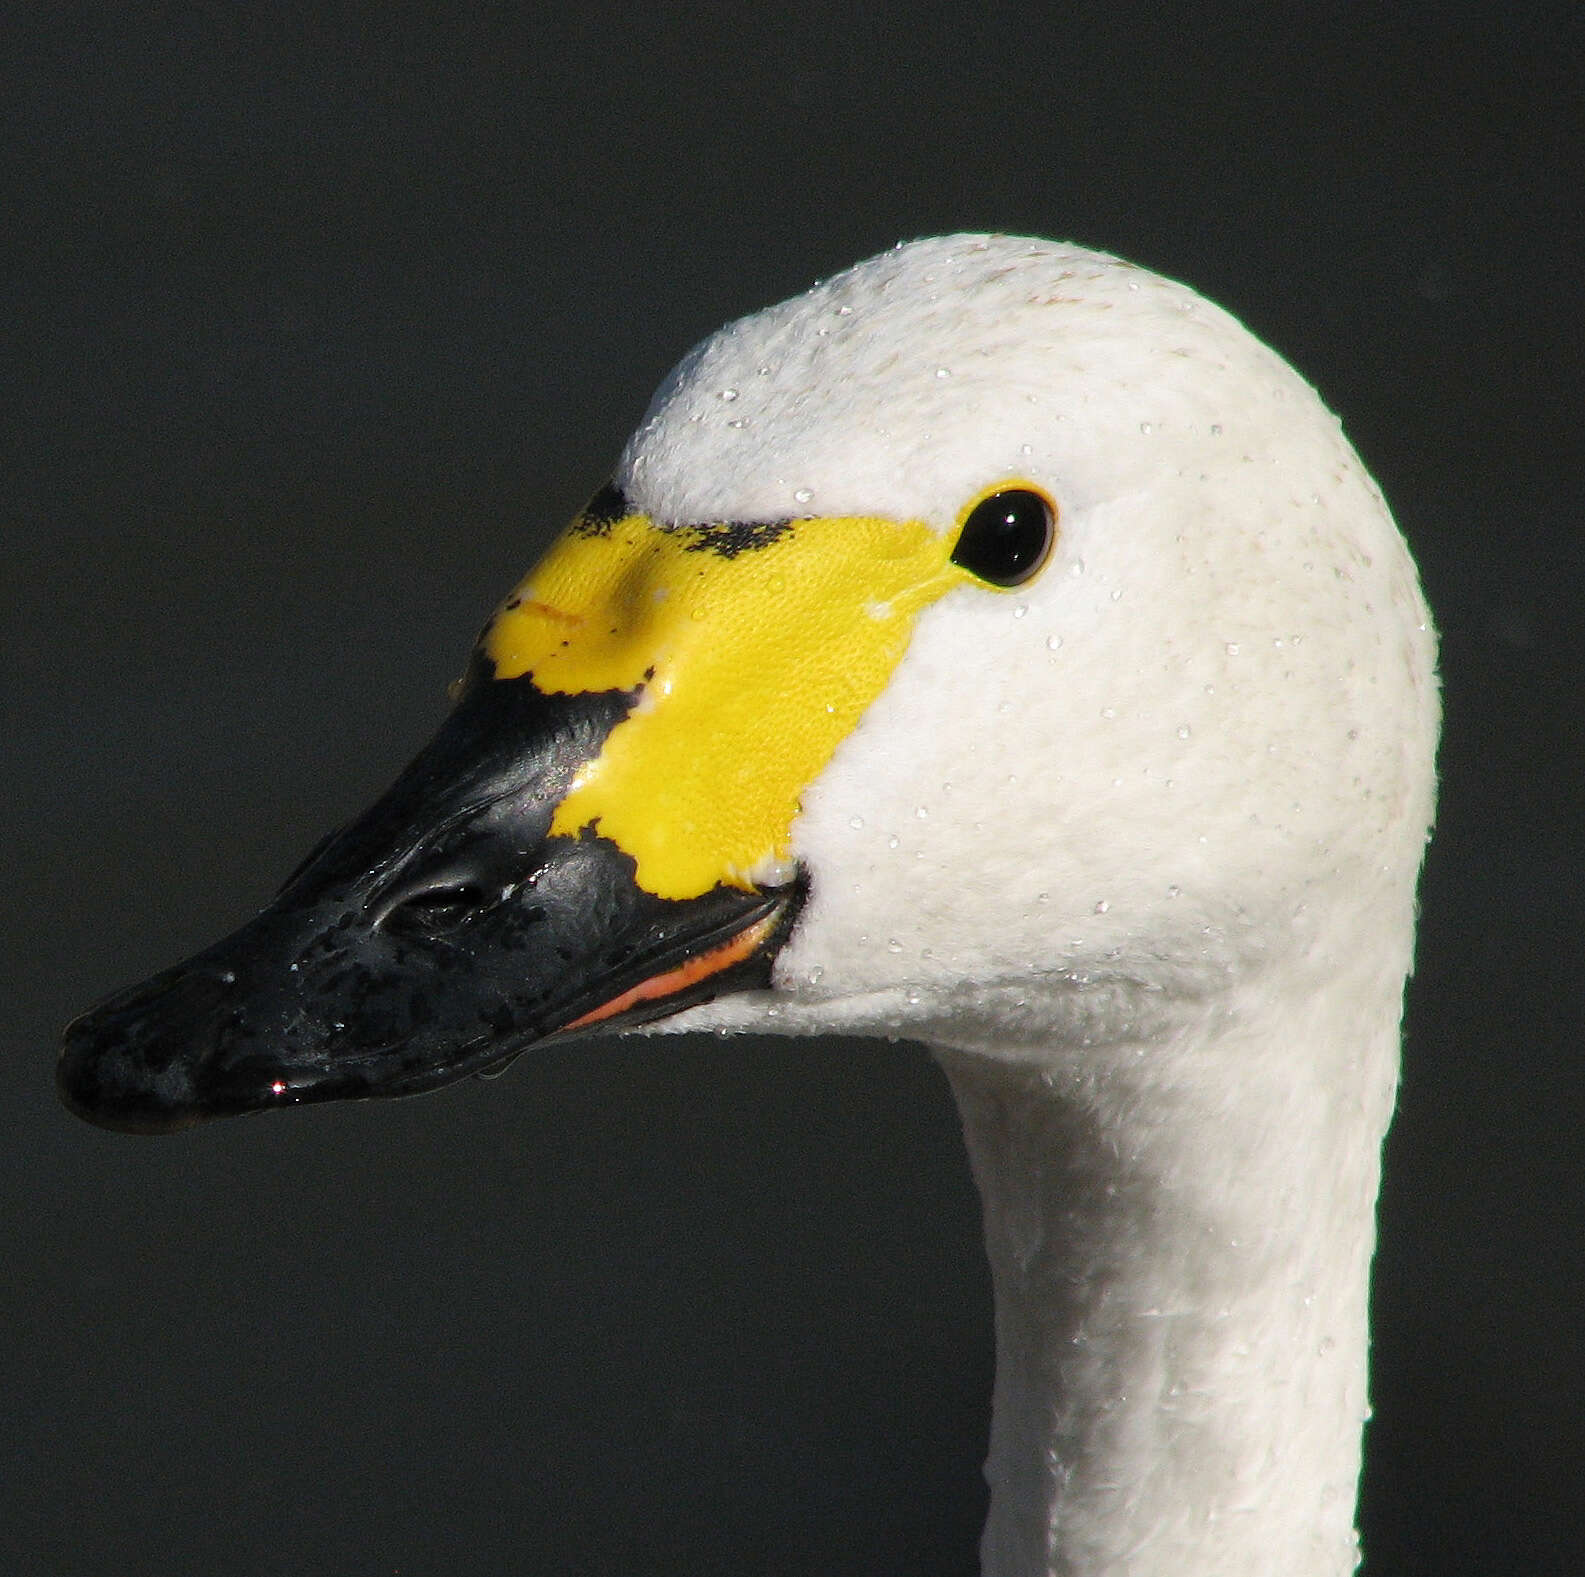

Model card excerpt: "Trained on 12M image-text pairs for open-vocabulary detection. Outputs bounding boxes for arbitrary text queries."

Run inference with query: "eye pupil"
[951,488,1055,587]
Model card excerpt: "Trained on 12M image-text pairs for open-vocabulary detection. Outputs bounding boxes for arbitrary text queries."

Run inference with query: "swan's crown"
[621,235,1438,1050]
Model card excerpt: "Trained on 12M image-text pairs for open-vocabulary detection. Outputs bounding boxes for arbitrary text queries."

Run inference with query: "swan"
[59,234,1439,1577]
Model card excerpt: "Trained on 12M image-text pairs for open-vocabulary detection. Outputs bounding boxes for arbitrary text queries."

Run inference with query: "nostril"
[377,881,490,938]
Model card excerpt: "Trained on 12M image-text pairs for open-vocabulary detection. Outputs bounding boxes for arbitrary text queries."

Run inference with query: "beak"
[59,661,801,1134]
[60,481,973,1135]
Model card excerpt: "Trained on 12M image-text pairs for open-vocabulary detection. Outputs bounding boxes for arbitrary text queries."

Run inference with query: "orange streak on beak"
[562,910,781,1032]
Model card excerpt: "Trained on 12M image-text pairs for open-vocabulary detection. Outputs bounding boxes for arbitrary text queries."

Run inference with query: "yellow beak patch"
[481,501,975,900]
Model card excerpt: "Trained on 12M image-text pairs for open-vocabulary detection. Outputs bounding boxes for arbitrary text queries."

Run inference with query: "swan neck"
[935,987,1395,1577]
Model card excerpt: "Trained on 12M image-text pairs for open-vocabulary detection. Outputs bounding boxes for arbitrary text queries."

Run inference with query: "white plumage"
[626,236,1439,1575]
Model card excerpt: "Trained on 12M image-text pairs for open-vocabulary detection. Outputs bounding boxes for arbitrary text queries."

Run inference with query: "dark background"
[6,6,1582,1574]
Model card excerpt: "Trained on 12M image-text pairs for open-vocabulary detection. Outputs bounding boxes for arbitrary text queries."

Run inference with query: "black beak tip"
[57,1012,207,1136]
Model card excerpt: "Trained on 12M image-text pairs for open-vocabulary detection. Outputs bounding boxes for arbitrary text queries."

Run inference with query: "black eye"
[951,488,1056,587]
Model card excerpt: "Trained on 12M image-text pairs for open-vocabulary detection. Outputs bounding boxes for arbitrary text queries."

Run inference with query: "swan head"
[622,235,1438,1052]
[59,235,1437,1126]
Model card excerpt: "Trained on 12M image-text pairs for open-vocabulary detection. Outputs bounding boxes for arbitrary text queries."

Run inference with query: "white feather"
[627,236,1438,1576]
